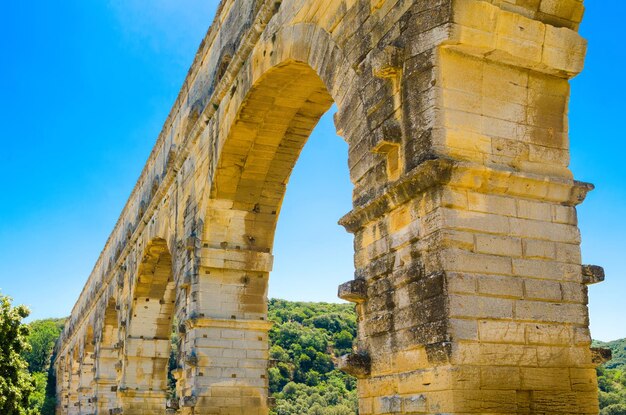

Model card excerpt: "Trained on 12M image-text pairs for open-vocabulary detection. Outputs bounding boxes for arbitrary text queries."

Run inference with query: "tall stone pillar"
[77,353,95,414]
[175,230,273,415]
[339,1,597,414]
[93,346,119,414]
[117,337,171,414]
[56,357,70,415]
[68,357,81,415]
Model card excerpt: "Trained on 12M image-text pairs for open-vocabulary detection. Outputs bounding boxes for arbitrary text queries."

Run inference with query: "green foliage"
[597,338,626,415]
[0,294,36,415]
[27,372,46,411]
[37,342,59,415]
[602,404,626,415]
[168,324,180,399]
[23,319,64,373]
[19,317,65,415]
[268,299,358,415]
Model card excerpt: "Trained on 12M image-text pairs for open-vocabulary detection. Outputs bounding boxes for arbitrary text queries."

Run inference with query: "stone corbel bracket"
[372,45,403,79]
[582,265,605,285]
[267,396,277,408]
[185,352,198,367]
[338,279,367,303]
[338,352,371,378]
[183,316,273,332]
[181,395,198,408]
[591,347,612,366]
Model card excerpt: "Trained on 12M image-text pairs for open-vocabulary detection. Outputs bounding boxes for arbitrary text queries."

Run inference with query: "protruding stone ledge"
[338,279,367,303]
[340,159,455,233]
[338,352,371,378]
[199,247,274,272]
[340,158,593,233]
[582,265,605,285]
[591,347,612,365]
[93,376,117,384]
[183,316,273,331]
[450,162,594,207]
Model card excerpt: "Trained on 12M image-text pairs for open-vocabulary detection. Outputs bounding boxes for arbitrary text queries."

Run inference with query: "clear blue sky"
[0,1,623,341]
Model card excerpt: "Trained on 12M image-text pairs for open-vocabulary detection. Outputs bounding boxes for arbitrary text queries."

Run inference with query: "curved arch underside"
[128,238,175,340]
[123,239,175,396]
[53,0,597,414]
[212,61,334,249]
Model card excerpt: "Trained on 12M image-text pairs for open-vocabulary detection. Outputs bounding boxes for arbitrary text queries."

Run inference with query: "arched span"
[210,60,335,248]
[206,22,372,250]
[119,238,175,414]
[93,296,120,414]
[196,45,359,412]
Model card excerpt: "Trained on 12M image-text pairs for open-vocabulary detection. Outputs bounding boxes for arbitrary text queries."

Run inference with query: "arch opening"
[120,238,177,413]
[206,59,359,413]
[93,297,120,413]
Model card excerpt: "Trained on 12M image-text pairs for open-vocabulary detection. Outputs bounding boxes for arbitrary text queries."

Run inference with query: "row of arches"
[53,19,367,412]
[54,0,598,413]
[56,239,178,414]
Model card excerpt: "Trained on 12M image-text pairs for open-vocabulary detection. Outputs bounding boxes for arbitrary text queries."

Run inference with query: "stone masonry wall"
[54,0,601,414]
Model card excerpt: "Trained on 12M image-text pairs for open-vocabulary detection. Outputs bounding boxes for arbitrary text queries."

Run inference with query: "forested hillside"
[267,299,358,415]
[595,339,626,415]
[23,318,66,415]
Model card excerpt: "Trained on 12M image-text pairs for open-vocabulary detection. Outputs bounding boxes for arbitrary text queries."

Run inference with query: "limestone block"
[338,279,367,303]
[591,347,612,365]
[449,0,586,76]
[582,264,605,285]
[338,353,371,378]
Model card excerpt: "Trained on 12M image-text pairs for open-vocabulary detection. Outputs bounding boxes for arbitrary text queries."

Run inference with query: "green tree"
[267,299,357,414]
[602,404,626,415]
[23,319,63,373]
[27,372,46,410]
[0,294,36,415]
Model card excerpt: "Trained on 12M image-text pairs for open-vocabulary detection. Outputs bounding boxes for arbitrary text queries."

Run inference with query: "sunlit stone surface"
[55,0,601,414]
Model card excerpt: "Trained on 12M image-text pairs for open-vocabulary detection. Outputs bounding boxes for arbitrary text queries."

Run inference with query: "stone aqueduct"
[54,0,604,413]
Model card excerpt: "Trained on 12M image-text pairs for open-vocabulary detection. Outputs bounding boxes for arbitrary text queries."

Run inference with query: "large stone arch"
[54,1,602,414]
